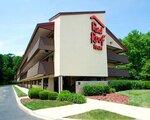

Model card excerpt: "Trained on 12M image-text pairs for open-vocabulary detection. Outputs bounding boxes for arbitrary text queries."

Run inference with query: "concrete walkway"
[16,85,150,120]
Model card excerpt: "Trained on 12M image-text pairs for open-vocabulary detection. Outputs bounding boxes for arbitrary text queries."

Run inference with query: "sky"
[0,0,149,56]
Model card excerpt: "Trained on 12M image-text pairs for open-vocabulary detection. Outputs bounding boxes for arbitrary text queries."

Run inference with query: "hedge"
[28,87,43,99]
[83,84,110,96]
[57,90,86,104]
[108,80,150,91]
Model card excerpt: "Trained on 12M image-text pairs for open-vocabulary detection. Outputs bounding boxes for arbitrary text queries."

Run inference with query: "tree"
[0,54,4,84]
[0,53,22,85]
[122,30,150,80]
[140,59,150,80]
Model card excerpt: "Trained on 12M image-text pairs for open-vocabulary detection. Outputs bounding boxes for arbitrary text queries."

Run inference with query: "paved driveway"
[0,85,42,120]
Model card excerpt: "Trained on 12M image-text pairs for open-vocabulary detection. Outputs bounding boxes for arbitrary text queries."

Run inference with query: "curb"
[12,86,48,120]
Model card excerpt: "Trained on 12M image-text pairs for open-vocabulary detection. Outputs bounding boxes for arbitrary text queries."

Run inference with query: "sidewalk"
[16,85,150,120]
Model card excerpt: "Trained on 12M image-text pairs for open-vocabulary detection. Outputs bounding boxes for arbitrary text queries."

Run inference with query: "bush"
[48,92,58,100]
[57,90,86,104]
[39,90,50,100]
[108,80,132,91]
[57,90,71,101]
[142,81,150,89]
[83,84,110,96]
[70,94,86,104]
[109,88,116,93]
[108,80,150,91]
[28,87,43,99]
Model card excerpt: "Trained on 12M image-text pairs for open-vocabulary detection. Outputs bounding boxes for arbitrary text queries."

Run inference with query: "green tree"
[123,30,150,80]
[0,54,4,84]
[0,53,22,84]
[140,59,150,80]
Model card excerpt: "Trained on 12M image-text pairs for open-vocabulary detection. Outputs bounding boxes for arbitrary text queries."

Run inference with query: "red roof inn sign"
[90,15,105,50]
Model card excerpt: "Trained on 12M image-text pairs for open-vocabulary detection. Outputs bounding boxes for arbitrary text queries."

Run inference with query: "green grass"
[23,99,72,110]
[67,109,133,120]
[13,86,27,97]
[118,90,150,107]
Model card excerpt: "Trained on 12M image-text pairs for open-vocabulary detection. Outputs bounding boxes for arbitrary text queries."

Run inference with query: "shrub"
[28,87,43,99]
[57,90,86,104]
[108,80,132,91]
[48,92,58,100]
[57,90,71,101]
[131,81,144,89]
[70,93,86,104]
[83,84,110,96]
[108,80,150,91]
[39,90,50,100]
[142,81,150,89]
[109,88,116,93]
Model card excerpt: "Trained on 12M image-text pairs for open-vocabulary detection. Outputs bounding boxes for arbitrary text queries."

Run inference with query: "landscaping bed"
[88,93,129,104]
[21,98,72,110]
[20,87,87,110]
[67,109,133,120]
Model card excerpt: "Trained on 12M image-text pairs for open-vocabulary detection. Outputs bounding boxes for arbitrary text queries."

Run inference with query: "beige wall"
[53,17,61,76]
[106,33,123,50]
[53,13,108,77]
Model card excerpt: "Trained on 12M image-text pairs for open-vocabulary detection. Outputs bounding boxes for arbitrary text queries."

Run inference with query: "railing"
[27,60,54,78]
[107,51,128,64]
[39,61,54,75]
[27,37,54,61]
[108,68,129,77]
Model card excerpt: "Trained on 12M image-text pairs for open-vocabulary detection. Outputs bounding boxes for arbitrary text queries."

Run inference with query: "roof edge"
[49,11,105,21]
[106,27,128,52]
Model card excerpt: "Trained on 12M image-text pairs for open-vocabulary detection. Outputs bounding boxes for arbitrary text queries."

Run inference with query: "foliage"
[83,84,110,96]
[39,90,50,100]
[48,91,58,100]
[28,87,43,99]
[57,90,86,104]
[0,53,22,85]
[57,90,72,101]
[70,93,86,104]
[109,88,116,93]
[140,59,150,80]
[122,30,150,80]
[108,80,150,91]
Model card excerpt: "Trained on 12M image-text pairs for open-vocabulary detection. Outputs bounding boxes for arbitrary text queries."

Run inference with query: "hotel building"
[17,11,129,93]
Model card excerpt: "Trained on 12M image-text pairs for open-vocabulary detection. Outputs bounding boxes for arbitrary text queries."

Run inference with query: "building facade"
[17,11,129,93]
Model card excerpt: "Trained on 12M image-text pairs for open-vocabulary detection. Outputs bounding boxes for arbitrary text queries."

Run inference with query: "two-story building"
[17,11,129,93]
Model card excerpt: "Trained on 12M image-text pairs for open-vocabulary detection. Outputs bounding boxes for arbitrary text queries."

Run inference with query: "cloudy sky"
[0,0,149,56]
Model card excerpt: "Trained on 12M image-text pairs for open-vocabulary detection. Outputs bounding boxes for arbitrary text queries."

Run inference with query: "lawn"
[13,86,27,97]
[21,98,72,110]
[117,90,150,108]
[67,109,133,120]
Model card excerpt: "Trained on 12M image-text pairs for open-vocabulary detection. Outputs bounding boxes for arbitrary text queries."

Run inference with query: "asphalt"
[0,85,42,120]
